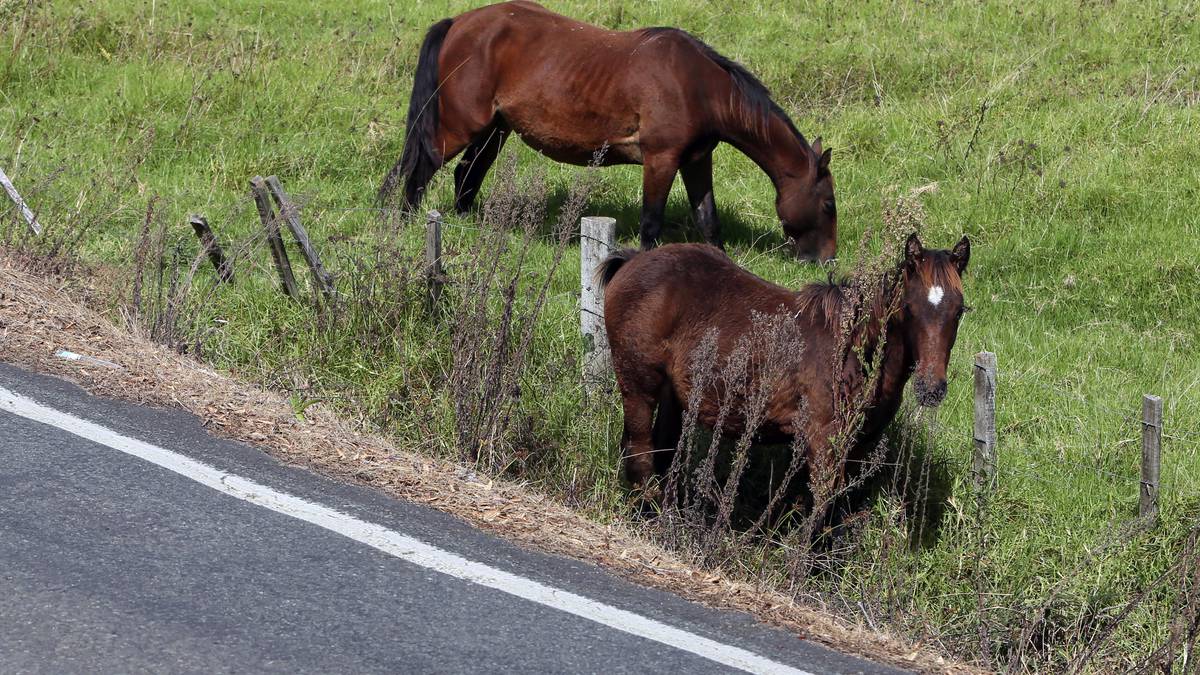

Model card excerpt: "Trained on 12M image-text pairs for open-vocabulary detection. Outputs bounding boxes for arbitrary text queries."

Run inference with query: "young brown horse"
[380,1,837,260]
[598,234,970,501]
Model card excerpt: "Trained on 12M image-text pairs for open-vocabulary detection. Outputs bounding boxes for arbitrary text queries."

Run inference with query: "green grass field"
[3,1,1199,669]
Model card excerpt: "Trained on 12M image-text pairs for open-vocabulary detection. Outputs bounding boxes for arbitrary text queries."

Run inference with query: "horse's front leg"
[802,420,847,525]
[638,153,680,250]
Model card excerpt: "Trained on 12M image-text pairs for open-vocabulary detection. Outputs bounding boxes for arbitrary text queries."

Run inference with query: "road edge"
[0,257,974,674]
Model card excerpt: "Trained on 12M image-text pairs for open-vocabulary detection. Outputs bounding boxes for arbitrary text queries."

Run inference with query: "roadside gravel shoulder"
[0,256,976,674]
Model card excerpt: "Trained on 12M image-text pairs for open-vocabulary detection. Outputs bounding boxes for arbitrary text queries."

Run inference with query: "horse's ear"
[811,138,831,175]
[818,147,832,172]
[951,235,971,273]
[905,232,923,261]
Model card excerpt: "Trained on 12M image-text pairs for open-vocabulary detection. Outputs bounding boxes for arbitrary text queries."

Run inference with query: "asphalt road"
[0,363,905,675]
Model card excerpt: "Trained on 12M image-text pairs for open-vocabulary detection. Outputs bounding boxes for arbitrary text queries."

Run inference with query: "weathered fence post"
[972,351,998,493]
[188,214,234,283]
[425,210,444,314]
[250,176,299,300]
[0,167,41,235]
[1141,394,1162,523]
[264,175,335,301]
[580,216,616,390]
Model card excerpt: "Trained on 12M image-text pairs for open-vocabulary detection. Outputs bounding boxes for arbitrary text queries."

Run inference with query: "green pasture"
[3,0,1198,668]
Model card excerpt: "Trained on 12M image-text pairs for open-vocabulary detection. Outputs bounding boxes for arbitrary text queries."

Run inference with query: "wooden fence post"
[0,167,41,235]
[425,210,444,314]
[250,176,299,300]
[580,216,616,389]
[264,176,335,301]
[188,214,234,283]
[972,351,998,493]
[1141,394,1162,523]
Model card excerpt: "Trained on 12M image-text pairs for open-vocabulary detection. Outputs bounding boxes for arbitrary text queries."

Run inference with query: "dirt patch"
[0,255,979,674]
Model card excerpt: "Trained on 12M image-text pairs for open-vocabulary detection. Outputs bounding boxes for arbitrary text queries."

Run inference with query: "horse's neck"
[834,317,912,447]
[850,281,912,407]
[876,323,915,403]
[720,110,811,187]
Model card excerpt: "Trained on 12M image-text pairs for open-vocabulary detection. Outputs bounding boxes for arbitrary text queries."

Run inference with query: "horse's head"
[777,138,836,263]
[898,233,971,407]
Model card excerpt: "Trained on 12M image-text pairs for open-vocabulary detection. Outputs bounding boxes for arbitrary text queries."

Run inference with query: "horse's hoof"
[627,481,664,519]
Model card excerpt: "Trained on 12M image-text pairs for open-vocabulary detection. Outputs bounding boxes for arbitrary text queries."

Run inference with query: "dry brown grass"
[0,253,981,674]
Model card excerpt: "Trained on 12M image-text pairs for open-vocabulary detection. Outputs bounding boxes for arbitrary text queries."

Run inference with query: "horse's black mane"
[795,265,905,329]
[643,27,809,146]
[796,250,962,328]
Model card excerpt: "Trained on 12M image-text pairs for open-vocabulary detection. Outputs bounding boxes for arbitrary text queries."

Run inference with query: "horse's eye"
[823,199,836,216]
[958,305,973,318]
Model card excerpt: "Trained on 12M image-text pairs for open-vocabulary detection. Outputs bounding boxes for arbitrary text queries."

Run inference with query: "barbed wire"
[163,200,1200,445]
[22,178,1200,504]
[1001,460,1200,503]
[989,368,1200,444]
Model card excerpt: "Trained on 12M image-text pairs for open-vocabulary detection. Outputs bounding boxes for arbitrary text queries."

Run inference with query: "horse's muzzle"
[791,245,837,265]
[913,377,947,407]
[787,232,837,264]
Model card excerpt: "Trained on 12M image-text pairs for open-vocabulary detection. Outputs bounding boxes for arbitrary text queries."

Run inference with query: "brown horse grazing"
[598,234,970,501]
[380,1,837,260]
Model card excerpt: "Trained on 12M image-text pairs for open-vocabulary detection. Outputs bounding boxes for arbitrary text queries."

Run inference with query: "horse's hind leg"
[620,391,659,494]
[401,129,471,211]
[680,152,722,249]
[453,122,509,213]
[402,85,494,211]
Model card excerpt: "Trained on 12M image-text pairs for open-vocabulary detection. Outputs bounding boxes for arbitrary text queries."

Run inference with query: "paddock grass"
[3,0,1199,669]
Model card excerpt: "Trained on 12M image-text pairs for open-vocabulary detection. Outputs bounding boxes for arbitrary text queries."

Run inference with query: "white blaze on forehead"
[927,285,945,307]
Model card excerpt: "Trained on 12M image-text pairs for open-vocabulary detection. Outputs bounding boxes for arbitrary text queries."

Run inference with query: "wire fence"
[10,171,1199,507]
[963,356,1200,514]
[8,169,1200,671]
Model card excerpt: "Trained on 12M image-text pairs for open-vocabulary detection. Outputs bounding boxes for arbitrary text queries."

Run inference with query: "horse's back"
[438,2,723,165]
[609,243,794,309]
[604,244,796,372]
[446,3,636,87]
[604,244,739,320]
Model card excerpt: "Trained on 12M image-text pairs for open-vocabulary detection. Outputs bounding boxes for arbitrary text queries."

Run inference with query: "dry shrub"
[449,148,603,471]
[0,165,98,278]
[123,195,274,357]
[324,224,423,355]
[657,313,810,564]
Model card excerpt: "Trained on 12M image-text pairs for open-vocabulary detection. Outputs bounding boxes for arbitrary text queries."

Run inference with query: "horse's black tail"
[594,248,639,290]
[379,18,454,208]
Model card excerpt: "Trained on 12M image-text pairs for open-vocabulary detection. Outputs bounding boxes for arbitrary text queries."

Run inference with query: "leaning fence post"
[972,351,998,493]
[188,214,234,283]
[264,175,335,301]
[580,216,616,390]
[0,167,41,235]
[425,210,444,314]
[250,176,299,301]
[1141,394,1162,523]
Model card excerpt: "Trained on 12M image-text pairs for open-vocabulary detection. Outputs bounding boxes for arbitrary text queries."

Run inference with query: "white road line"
[0,385,813,675]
